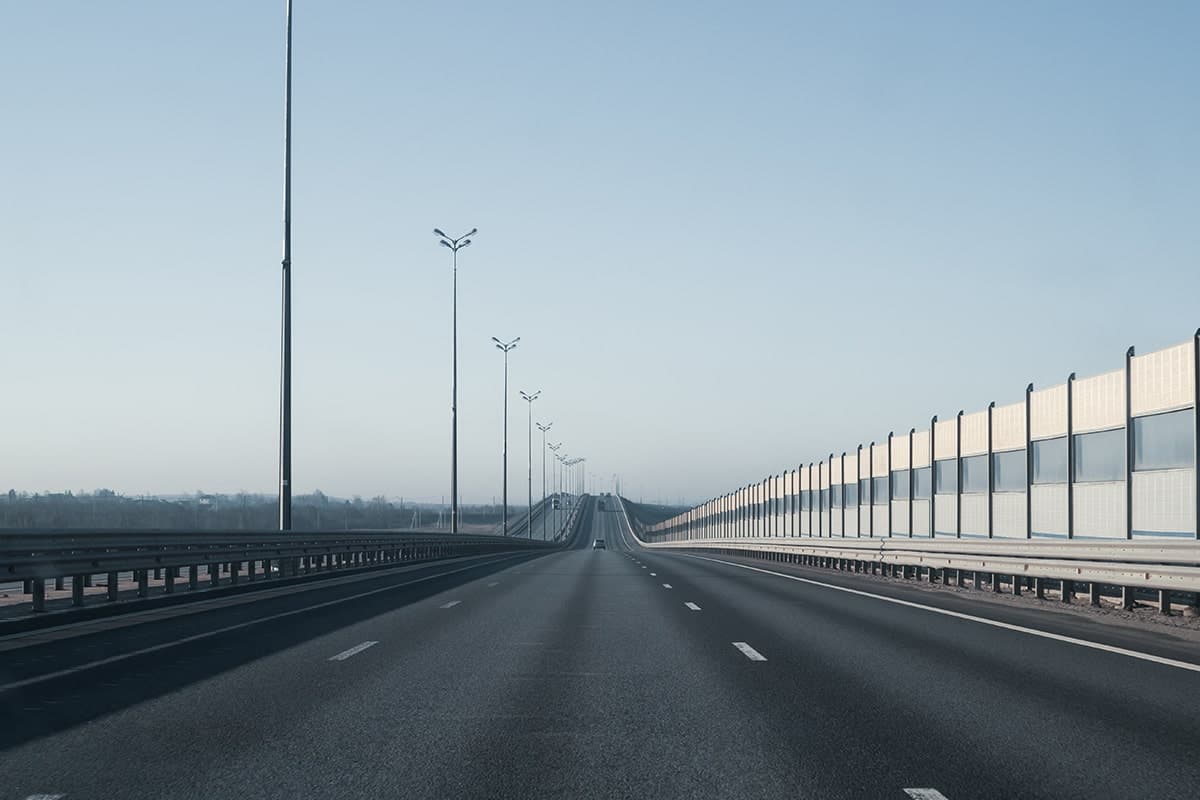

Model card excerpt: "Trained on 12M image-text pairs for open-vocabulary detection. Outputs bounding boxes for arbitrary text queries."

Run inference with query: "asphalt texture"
[1,496,1199,799]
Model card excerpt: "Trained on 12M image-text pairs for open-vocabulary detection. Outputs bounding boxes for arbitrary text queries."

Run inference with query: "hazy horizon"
[3,1,1197,504]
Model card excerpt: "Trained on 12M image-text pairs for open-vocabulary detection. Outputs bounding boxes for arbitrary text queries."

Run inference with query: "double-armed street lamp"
[520,390,541,537]
[493,337,519,534]
[536,422,553,540]
[434,227,477,533]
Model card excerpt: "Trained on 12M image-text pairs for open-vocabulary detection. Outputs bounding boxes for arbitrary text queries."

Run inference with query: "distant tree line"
[0,489,523,531]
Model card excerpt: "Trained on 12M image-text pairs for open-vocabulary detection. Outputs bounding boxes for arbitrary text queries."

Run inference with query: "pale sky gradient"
[2,1,1198,504]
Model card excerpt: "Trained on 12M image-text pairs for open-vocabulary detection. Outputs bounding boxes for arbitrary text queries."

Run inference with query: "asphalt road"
[1,497,1198,799]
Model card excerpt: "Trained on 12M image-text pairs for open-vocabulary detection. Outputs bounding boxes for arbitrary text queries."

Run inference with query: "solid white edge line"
[732,641,767,661]
[904,789,950,800]
[686,554,1200,675]
[328,640,378,661]
[439,600,462,608]
[684,602,702,611]
[0,553,526,693]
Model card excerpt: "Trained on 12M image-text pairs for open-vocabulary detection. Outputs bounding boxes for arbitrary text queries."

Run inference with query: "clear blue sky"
[2,1,1197,504]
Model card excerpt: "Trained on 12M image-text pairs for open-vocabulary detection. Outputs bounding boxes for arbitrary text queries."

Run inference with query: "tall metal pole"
[549,442,562,536]
[434,228,476,534]
[493,337,519,535]
[520,390,540,537]
[278,0,293,532]
[537,423,552,540]
[448,244,451,532]
[502,342,507,533]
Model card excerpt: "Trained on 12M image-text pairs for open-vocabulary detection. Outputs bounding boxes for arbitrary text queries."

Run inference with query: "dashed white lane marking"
[487,582,499,587]
[641,566,646,569]
[732,641,767,661]
[650,572,657,576]
[25,795,66,800]
[662,583,673,589]
[904,790,949,799]
[328,641,378,661]
[684,602,702,611]
[686,554,1200,675]
[439,600,461,609]
[729,642,768,662]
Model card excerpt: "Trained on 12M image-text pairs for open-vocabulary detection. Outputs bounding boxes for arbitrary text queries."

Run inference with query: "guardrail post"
[1122,585,1135,610]
[54,576,64,591]
[230,561,239,585]
[188,564,199,590]
[1013,575,1022,596]
[210,563,220,587]
[992,573,1002,593]
[107,572,119,601]
[1034,577,1045,599]
[1158,590,1171,615]
[164,568,175,594]
[247,559,256,582]
[23,579,31,594]
[72,575,85,606]
[84,574,93,587]
[32,579,46,612]
[137,569,148,598]
[973,571,983,590]
[1089,582,1101,606]
[1061,579,1073,603]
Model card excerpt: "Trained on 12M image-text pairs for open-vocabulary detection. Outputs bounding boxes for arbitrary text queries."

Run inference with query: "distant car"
[592,538,606,550]
[597,500,605,510]
[552,499,560,509]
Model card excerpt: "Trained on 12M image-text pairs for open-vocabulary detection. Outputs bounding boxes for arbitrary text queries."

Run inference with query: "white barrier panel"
[1030,383,1068,441]
[1131,341,1195,417]
[872,504,887,536]
[1074,482,1126,539]
[993,402,1025,452]
[871,443,888,477]
[1133,469,1196,536]
[1073,370,1125,434]
[891,500,909,536]
[892,433,911,470]
[993,492,1027,538]
[912,498,931,537]
[1031,483,1069,538]
[934,418,957,461]
[912,430,931,468]
[961,410,988,456]
[961,494,988,537]
[935,494,957,537]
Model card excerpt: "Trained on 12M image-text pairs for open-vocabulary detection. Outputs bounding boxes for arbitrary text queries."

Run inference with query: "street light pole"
[520,390,541,538]
[492,337,519,535]
[548,442,562,536]
[536,422,553,540]
[278,0,294,532]
[434,227,477,534]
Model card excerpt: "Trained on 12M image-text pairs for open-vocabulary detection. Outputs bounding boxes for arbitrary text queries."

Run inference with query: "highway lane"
[2,496,1199,798]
